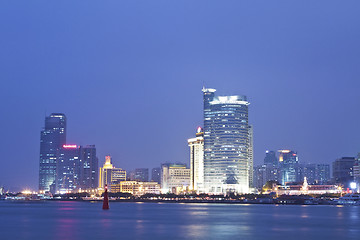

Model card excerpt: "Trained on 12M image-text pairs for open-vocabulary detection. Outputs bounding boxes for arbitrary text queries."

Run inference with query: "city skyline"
[1,1,360,191]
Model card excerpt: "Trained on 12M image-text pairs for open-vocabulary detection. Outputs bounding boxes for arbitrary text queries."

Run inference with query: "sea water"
[0,201,359,240]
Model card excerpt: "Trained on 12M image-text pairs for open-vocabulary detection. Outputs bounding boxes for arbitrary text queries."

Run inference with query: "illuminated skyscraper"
[188,127,204,192]
[279,150,299,185]
[203,88,251,194]
[55,144,98,193]
[56,144,81,193]
[39,113,66,192]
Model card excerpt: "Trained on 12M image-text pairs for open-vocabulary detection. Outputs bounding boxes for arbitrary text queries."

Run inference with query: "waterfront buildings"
[111,181,161,195]
[187,127,204,192]
[99,156,126,191]
[39,113,67,192]
[202,87,251,194]
[298,163,330,185]
[151,167,161,183]
[270,181,342,195]
[333,157,356,188]
[55,144,98,193]
[161,163,190,194]
[253,150,330,190]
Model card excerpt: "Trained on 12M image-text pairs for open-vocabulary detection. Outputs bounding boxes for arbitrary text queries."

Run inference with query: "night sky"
[1,1,360,191]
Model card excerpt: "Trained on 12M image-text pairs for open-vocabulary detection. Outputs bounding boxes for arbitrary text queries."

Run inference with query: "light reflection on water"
[1,202,360,240]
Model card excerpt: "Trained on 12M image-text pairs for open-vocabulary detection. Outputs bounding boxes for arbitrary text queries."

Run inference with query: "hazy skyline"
[1,1,360,190]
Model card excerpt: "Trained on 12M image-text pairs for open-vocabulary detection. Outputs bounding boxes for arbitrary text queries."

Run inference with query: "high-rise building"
[299,163,317,184]
[264,151,278,166]
[79,145,98,190]
[353,154,360,191]
[279,150,299,185]
[134,168,149,182]
[248,125,254,188]
[39,113,66,192]
[56,144,81,193]
[203,87,250,194]
[315,164,331,185]
[99,156,126,190]
[188,127,204,192]
[261,150,280,185]
[161,163,190,194]
[55,144,98,193]
[253,165,267,189]
[151,167,161,183]
[333,157,355,188]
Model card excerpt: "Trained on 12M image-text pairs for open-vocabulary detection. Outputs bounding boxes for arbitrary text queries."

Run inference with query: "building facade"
[253,165,267,189]
[264,151,278,166]
[99,156,126,190]
[79,145,98,190]
[111,181,161,195]
[203,87,250,194]
[333,157,355,188]
[55,144,98,193]
[134,168,149,182]
[279,150,299,185]
[299,163,330,185]
[161,163,190,193]
[56,145,81,193]
[188,127,204,192]
[39,113,67,192]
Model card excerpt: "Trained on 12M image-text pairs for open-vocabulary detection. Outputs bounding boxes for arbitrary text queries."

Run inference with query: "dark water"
[0,201,359,240]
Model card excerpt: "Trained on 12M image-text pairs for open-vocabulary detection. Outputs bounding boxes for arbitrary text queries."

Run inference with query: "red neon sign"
[63,145,78,149]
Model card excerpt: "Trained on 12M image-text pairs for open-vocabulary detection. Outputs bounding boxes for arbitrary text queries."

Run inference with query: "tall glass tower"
[39,113,66,192]
[203,88,250,194]
[278,150,299,185]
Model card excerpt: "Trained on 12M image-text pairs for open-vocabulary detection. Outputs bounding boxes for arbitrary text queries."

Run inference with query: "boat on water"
[335,194,360,205]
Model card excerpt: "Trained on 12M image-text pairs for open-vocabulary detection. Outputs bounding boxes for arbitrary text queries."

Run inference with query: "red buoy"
[102,185,109,210]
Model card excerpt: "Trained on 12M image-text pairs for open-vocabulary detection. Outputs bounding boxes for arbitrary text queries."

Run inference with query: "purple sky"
[1,1,360,191]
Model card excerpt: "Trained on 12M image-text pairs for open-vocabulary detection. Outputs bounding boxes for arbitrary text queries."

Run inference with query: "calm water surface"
[0,201,359,240]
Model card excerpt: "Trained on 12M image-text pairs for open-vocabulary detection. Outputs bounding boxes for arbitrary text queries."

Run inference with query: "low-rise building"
[266,178,342,195]
[111,181,160,195]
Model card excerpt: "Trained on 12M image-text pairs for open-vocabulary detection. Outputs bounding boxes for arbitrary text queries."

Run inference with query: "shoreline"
[1,198,354,206]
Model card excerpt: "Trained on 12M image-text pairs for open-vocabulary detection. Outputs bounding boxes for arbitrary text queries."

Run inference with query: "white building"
[161,163,190,194]
[203,87,251,194]
[188,127,204,192]
[111,181,161,196]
